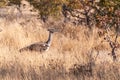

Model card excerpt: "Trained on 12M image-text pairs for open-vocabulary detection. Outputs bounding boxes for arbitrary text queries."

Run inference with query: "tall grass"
[0,15,120,80]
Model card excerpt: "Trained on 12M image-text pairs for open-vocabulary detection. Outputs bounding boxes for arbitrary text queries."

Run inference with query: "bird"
[19,28,56,52]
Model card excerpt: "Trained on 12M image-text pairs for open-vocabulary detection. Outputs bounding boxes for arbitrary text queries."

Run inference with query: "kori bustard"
[19,29,56,52]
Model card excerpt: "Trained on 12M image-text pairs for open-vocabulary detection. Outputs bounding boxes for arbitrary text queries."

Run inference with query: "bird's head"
[48,28,58,33]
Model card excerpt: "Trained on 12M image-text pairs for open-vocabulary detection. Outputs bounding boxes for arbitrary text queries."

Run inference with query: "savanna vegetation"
[0,0,120,80]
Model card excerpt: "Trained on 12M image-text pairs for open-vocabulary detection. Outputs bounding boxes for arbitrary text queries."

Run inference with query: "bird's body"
[19,42,49,52]
[19,29,56,52]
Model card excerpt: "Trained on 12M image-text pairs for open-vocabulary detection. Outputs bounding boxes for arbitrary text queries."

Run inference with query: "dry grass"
[0,15,120,80]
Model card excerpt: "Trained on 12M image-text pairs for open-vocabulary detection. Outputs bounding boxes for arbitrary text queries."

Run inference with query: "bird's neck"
[46,32,53,46]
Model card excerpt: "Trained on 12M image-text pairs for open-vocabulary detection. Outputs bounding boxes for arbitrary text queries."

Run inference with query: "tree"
[3,0,120,30]
[27,0,64,22]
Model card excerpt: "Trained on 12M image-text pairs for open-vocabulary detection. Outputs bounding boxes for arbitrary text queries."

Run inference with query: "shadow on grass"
[0,60,120,80]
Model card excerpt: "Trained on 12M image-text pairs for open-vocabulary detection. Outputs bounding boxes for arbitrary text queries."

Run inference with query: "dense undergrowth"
[0,14,120,80]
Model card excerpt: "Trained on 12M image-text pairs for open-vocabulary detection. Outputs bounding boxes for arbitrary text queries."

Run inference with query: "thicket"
[0,0,120,29]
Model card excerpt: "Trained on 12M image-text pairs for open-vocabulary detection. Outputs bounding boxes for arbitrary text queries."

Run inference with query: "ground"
[0,6,120,80]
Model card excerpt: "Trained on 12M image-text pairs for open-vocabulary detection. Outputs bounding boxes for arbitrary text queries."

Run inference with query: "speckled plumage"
[19,42,49,52]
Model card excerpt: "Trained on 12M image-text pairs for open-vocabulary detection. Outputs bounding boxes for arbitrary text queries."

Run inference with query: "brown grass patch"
[0,16,120,80]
